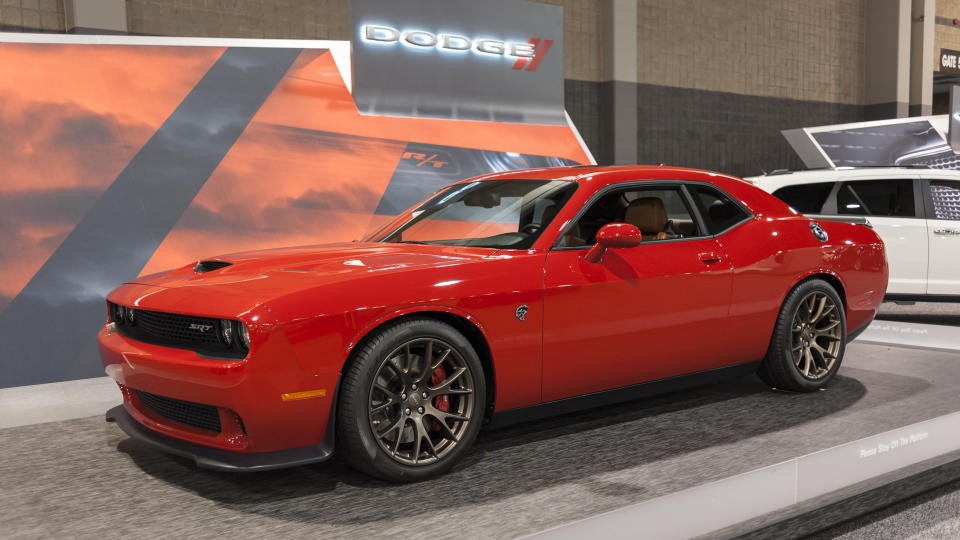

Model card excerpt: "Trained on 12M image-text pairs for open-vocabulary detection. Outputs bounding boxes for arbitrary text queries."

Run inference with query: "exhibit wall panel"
[0,36,592,388]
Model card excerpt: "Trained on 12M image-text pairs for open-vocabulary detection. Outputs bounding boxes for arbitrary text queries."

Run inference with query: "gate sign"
[350,0,565,125]
[940,48,960,74]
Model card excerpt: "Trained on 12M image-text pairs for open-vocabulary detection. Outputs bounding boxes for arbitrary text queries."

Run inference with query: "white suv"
[747,167,960,300]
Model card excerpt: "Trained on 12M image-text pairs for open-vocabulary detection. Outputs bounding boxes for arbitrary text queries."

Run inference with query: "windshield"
[373,179,577,249]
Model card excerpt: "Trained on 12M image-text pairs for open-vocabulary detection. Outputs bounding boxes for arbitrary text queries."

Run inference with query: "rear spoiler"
[806,214,873,229]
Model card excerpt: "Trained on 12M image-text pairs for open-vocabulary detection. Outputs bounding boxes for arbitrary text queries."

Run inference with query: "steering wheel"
[519,223,542,235]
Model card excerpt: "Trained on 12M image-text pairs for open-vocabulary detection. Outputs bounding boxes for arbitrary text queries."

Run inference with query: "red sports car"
[101,165,888,482]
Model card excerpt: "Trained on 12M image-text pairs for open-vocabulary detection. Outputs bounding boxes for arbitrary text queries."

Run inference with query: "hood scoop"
[194,260,233,273]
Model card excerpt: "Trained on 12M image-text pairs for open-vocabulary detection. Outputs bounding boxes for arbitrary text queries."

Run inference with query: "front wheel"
[336,318,486,482]
[759,279,846,392]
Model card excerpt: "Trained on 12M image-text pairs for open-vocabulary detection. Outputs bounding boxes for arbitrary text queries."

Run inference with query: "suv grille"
[135,390,222,433]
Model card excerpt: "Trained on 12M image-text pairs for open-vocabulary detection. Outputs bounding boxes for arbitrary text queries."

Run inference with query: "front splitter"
[105,405,333,472]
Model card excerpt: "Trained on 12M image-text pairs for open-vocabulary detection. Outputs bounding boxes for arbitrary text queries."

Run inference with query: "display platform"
[1,339,958,538]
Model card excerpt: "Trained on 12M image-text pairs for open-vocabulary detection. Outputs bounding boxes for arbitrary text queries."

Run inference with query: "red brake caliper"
[430,365,450,431]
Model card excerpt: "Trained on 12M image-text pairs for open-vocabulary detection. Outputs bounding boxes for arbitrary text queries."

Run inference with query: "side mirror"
[584,223,642,263]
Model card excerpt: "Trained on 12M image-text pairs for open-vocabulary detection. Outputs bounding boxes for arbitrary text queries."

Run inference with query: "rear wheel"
[337,318,485,482]
[759,279,846,392]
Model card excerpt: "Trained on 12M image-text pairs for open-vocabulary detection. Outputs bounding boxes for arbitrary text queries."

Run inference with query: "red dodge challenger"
[101,165,888,482]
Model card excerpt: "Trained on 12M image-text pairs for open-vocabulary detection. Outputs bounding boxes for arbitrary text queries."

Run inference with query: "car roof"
[461,164,749,190]
[746,166,960,184]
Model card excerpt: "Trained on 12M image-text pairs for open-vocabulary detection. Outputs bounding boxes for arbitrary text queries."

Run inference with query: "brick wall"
[126,0,350,40]
[0,0,64,32]
[625,0,867,175]
[936,0,960,71]
[635,0,865,105]
[530,0,603,82]
[636,84,864,176]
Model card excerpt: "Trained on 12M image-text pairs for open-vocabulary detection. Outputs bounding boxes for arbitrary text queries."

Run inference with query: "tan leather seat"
[624,197,669,241]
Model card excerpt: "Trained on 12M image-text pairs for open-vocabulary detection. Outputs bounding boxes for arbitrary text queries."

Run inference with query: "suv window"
[836,179,915,217]
[561,186,700,246]
[772,182,835,214]
[687,185,751,234]
[929,180,960,220]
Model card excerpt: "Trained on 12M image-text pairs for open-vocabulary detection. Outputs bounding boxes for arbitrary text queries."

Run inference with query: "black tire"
[758,279,846,392]
[336,318,486,482]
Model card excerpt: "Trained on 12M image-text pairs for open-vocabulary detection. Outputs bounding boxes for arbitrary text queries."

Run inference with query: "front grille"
[108,302,244,359]
[135,309,222,348]
[135,390,222,433]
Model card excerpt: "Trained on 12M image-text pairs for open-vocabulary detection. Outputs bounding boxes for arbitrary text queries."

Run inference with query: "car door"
[541,183,735,402]
[923,179,960,295]
[830,178,927,296]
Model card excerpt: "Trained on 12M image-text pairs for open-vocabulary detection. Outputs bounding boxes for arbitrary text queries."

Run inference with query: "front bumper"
[100,283,342,462]
[106,405,333,471]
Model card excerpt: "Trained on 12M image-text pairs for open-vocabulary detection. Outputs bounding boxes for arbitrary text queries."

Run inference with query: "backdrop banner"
[0,35,591,388]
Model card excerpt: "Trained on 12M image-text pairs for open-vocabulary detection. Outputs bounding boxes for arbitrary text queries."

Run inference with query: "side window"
[929,180,960,220]
[562,186,701,246]
[688,185,751,235]
[836,179,915,217]
[771,182,835,214]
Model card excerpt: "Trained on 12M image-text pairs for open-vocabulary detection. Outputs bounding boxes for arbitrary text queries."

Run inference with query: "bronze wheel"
[758,279,846,392]
[790,291,842,380]
[367,337,476,466]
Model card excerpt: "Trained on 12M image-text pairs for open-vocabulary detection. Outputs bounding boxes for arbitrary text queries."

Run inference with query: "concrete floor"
[1,342,959,539]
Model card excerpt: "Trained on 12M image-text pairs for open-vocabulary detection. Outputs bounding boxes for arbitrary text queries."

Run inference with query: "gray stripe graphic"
[0,47,301,388]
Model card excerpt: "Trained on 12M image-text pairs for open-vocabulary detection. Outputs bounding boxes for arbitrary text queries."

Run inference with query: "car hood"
[128,242,503,290]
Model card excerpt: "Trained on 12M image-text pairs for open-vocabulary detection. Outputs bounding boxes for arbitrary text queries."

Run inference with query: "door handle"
[699,252,721,264]
[933,229,960,236]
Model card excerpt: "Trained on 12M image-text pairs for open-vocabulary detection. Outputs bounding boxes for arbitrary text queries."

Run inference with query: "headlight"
[113,303,125,324]
[238,322,250,350]
[124,306,135,325]
[220,319,233,345]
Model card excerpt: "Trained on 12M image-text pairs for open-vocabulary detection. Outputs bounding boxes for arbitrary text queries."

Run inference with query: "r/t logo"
[402,152,448,168]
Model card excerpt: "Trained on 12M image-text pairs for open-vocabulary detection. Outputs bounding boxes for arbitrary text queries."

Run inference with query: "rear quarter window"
[688,185,751,235]
[771,182,835,214]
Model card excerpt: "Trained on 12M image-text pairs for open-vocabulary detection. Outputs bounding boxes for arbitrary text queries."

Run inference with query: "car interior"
[557,188,701,246]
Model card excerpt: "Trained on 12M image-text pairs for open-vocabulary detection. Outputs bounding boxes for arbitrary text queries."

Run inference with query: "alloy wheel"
[790,291,842,380]
[367,337,475,466]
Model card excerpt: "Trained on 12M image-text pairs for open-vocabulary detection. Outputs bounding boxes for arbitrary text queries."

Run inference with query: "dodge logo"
[515,305,529,321]
[189,323,213,332]
[362,25,554,71]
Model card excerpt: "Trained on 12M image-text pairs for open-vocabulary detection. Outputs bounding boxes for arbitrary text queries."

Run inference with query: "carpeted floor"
[877,301,960,327]
[1,342,958,539]
[808,477,960,540]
